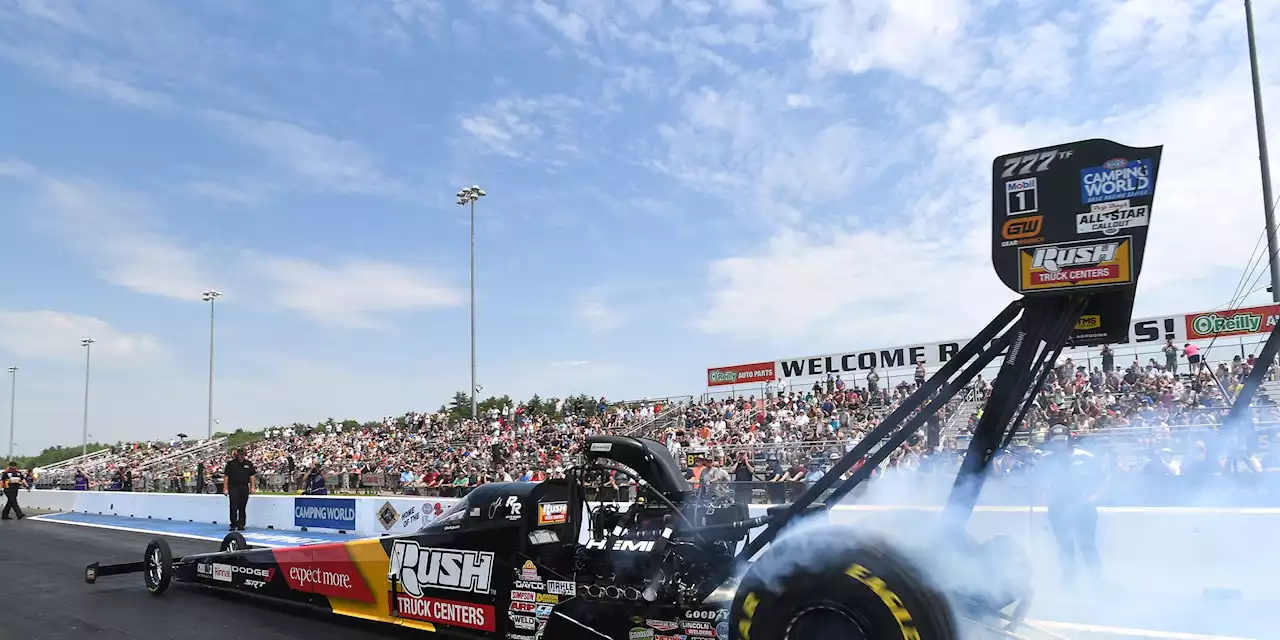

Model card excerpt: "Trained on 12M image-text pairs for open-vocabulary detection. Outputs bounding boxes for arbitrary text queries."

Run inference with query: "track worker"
[2,460,29,520]
[1038,425,1106,588]
[223,448,257,532]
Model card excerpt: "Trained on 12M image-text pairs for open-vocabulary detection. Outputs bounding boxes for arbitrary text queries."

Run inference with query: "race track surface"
[3,513,1276,640]
[0,513,422,640]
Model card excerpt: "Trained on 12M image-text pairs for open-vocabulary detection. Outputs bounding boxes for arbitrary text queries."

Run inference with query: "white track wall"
[25,491,1280,600]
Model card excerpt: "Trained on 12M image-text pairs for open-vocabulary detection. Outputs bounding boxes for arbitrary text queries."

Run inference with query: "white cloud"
[252,257,466,329]
[0,44,173,110]
[690,1,1280,351]
[0,311,161,364]
[532,0,591,43]
[457,95,590,160]
[207,111,403,196]
[575,293,624,334]
[1,164,464,328]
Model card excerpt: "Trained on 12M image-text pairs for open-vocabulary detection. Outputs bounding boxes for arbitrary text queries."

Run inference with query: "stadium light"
[202,290,222,439]
[456,185,486,422]
[81,338,95,459]
[6,365,16,461]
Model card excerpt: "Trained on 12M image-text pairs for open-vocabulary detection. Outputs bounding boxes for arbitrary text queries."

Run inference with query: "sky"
[1,0,1279,453]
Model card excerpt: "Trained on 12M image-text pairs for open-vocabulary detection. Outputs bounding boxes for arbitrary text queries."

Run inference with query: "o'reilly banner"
[294,497,357,530]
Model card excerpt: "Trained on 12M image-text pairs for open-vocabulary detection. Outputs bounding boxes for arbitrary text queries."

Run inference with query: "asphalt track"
[3,512,1276,640]
[0,512,423,640]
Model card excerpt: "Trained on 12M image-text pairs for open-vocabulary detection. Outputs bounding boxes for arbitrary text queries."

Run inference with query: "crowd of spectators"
[32,342,1280,504]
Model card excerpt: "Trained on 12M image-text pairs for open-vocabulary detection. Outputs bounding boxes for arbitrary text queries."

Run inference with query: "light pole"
[6,366,16,461]
[81,337,94,459]
[1246,0,1280,302]
[456,185,486,421]
[202,290,222,440]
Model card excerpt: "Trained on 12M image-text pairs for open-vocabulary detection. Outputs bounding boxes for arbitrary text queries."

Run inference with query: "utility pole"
[1246,0,1280,302]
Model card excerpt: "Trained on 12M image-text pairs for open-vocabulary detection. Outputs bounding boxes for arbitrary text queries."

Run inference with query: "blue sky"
[1,0,1279,452]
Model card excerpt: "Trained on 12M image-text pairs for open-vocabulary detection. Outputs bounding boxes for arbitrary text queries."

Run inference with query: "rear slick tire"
[730,536,956,640]
[144,538,173,595]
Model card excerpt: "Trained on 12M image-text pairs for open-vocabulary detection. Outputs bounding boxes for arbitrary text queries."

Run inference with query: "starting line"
[28,512,363,547]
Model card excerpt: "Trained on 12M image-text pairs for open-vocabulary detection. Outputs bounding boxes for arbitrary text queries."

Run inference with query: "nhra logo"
[1019,237,1133,292]
[388,541,494,597]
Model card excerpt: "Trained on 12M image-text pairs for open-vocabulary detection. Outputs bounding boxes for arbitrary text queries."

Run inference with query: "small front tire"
[143,538,173,595]
[220,531,247,552]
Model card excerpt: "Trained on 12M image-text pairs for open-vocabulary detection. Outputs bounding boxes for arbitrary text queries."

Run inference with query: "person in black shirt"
[2,461,29,520]
[223,448,257,531]
[733,453,754,505]
[1038,425,1106,588]
[302,462,328,496]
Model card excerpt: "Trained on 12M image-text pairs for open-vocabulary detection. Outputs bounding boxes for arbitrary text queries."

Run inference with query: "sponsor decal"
[513,580,544,591]
[489,495,522,520]
[630,627,657,640]
[244,579,267,589]
[377,502,400,530]
[656,636,685,640]
[1075,315,1101,331]
[292,497,356,530]
[534,592,558,604]
[389,540,494,596]
[510,613,538,631]
[196,560,212,576]
[546,580,575,596]
[272,544,375,603]
[1091,198,1130,213]
[1076,205,1149,237]
[528,530,559,545]
[686,628,715,638]
[393,594,496,632]
[510,601,537,613]
[684,620,713,629]
[511,590,537,602]
[535,603,553,618]
[1186,304,1280,339]
[537,502,568,526]
[506,634,537,640]
[470,508,481,518]
[1019,237,1133,292]
[519,560,540,581]
[211,563,233,583]
[1005,177,1039,216]
[1000,148,1071,179]
[1080,158,1153,204]
[647,619,679,631]
[706,361,775,387]
[717,621,729,639]
[1001,215,1042,240]
[585,538,656,552]
[684,609,723,621]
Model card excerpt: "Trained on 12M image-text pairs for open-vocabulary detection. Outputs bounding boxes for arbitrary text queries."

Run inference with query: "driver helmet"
[1046,424,1071,447]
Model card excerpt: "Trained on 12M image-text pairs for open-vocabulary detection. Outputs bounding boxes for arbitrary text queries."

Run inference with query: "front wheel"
[220,531,247,552]
[730,533,955,640]
[143,538,173,595]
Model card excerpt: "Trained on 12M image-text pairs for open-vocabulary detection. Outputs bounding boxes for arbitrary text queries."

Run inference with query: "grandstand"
[23,342,1280,503]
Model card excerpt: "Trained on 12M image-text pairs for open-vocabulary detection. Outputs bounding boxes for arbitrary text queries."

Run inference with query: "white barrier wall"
[26,491,1280,600]
[24,490,462,538]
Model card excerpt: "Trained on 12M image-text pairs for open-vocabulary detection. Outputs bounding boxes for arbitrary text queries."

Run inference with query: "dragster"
[83,137,1207,639]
